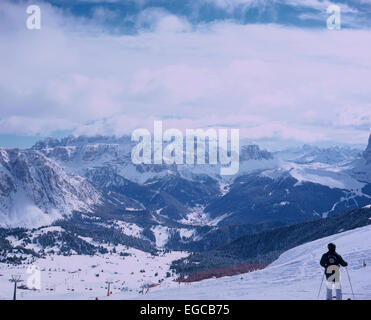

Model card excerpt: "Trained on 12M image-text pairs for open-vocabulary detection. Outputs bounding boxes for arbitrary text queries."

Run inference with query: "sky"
[0,0,371,149]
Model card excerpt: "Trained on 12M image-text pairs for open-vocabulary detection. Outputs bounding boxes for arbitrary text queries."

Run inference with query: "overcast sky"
[0,0,371,148]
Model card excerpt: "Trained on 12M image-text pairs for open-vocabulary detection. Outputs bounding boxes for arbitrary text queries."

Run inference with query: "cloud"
[0,0,370,145]
[134,8,192,33]
[334,105,371,130]
[281,0,357,12]
[201,0,263,12]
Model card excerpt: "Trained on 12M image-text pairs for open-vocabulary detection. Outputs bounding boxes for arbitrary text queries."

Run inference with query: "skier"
[320,243,348,300]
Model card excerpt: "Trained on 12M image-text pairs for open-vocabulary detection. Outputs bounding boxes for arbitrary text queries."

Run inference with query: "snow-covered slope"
[0,148,102,228]
[271,143,366,192]
[136,225,371,300]
[0,245,187,300]
[0,216,369,300]
[275,144,362,165]
[260,161,368,197]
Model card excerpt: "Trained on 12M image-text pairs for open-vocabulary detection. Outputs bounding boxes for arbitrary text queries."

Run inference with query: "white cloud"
[0,1,370,145]
[280,0,358,13]
[201,0,263,12]
[134,8,192,33]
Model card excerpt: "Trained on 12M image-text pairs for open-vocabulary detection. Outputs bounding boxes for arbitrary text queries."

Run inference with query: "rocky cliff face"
[240,145,273,161]
[0,148,102,228]
[363,134,371,165]
[349,134,371,183]
[32,136,278,184]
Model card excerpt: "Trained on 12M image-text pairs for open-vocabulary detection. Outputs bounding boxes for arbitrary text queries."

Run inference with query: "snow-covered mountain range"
[0,134,370,298]
[0,134,370,230]
[274,144,362,165]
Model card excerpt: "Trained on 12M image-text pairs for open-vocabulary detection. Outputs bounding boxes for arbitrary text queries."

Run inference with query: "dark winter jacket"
[320,250,348,279]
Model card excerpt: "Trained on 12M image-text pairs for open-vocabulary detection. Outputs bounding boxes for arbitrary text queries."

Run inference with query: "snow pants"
[326,281,342,300]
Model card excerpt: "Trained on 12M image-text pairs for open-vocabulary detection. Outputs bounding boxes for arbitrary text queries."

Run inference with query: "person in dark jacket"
[320,243,348,300]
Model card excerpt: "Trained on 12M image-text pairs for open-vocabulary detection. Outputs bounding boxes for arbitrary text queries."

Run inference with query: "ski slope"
[134,225,371,300]
[0,225,369,300]
[0,247,187,300]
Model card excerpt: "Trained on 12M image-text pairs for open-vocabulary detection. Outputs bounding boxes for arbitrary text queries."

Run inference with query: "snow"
[0,149,103,228]
[348,158,371,184]
[208,212,232,226]
[237,159,279,177]
[274,145,362,165]
[0,191,64,229]
[177,159,278,184]
[114,221,144,238]
[0,248,188,300]
[151,226,171,248]
[1,224,369,300]
[180,206,232,227]
[35,136,282,186]
[262,162,368,198]
[180,209,206,226]
[275,201,290,206]
[134,225,371,300]
[178,228,195,240]
[219,183,230,196]
[1,138,370,300]
[291,167,364,190]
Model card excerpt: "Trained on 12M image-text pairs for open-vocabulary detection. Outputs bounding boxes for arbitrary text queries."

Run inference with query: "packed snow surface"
[135,225,371,300]
[1,225,369,300]
[0,248,187,300]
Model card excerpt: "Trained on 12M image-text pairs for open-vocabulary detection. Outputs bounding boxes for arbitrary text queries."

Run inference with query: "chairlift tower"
[105,280,113,296]
[9,275,22,300]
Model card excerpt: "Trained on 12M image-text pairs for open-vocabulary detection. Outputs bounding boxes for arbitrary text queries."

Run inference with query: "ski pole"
[345,267,355,300]
[317,272,325,300]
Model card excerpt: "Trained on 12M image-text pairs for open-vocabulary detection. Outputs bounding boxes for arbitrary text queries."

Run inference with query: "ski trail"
[135,225,371,300]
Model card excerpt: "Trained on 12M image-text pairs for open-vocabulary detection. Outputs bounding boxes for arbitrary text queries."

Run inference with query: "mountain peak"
[32,135,132,150]
[364,134,371,164]
[240,145,273,161]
